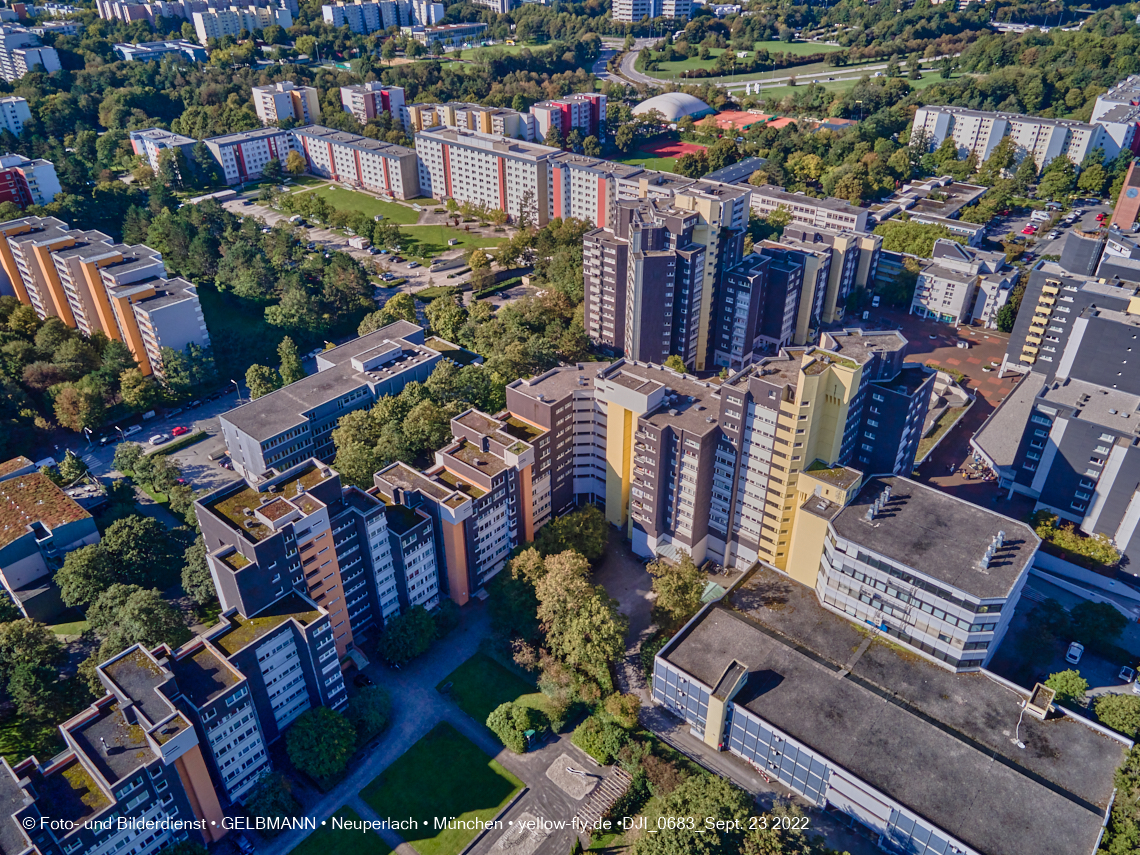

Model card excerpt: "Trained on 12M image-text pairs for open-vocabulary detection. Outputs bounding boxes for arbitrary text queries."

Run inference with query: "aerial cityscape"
[0,0,1135,854]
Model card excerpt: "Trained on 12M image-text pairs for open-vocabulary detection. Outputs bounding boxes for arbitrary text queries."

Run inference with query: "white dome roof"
[632,93,714,122]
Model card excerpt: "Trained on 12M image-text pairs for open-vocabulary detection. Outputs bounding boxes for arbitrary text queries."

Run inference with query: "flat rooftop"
[70,703,156,785]
[508,363,609,403]
[376,461,453,502]
[599,361,723,436]
[204,464,332,542]
[33,759,110,826]
[100,648,172,726]
[208,592,321,657]
[832,476,1038,600]
[0,472,90,550]
[662,571,1128,855]
[974,372,1044,469]
[1040,375,1140,426]
[291,124,414,158]
[0,764,30,855]
[168,644,240,708]
[751,184,863,214]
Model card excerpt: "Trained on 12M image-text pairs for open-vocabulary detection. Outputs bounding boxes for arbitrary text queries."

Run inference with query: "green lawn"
[466,42,548,61]
[48,619,90,636]
[290,807,390,855]
[439,653,540,725]
[755,39,844,55]
[747,70,946,102]
[401,225,505,261]
[361,723,523,855]
[615,151,678,173]
[298,185,421,225]
[646,40,847,80]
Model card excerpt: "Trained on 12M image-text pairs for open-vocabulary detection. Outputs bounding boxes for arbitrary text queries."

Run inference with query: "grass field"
[645,40,847,80]
[296,185,421,225]
[401,225,505,261]
[361,723,522,855]
[289,807,391,855]
[439,653,542,725]
[615,152,678,172]
[49,619,90,636]
[466,42,548,61]
[746,70,948,102]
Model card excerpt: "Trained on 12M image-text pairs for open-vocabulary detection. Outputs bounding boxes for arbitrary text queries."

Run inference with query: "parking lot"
[985,199,1116,259]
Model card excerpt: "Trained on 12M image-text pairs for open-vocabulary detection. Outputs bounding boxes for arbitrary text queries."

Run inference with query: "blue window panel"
[810,758,827,777]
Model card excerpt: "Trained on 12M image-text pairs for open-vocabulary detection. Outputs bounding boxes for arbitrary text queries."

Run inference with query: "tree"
[286,707,356,781]
[765,205,792,234]
[468,248,490,270]
[571,713,629,764]
[648,554,704,627]
[277,336,306,386]
[1071,601,1127,650]
[57,544,118,607]
[378,605,436,664]
[244,772,300,838]
[246,363,282,400]
[285,151,307,176]
[101,515,182,586]
[95,587,190,649]
[87,584,147,636]
[360,293,416,333]
[873,219,963,257]
[58,450,88,483]
[113,442,144,475]
[544,125,563,149]
[741,802,831,855]
[8,663,60,720]
[381,38,397,64]
[583,135,601,158]
[119,368,160,412]
[181,538,217,606]
[614,124,635,154]
[664,354,687,372]
[347,685,392,741]
[1045,669,1088,704]
[1096,694,1140,737]
[53,384,104,432]
[0,619,64,676]
[1038,156,1077,202]
[533,506,609,564]
[262,158,283,183]
[635,774,752,855]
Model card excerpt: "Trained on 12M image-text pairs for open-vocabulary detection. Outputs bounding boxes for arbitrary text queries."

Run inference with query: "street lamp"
[82,427,92,447]
[231,378,242,405]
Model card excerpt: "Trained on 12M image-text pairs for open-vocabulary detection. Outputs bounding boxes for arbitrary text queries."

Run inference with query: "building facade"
[252,82,320,126]
[321,0,413,32]
[909,239,1016,327]
[0,95,29,135]
[748,184,868,232]
[192,1,292,43]
[0,152,58,208]
[129,128,197,173]
[290,124,418,199]
[340,82,406,126]
[0,25,58,81]
[202,126,295,184]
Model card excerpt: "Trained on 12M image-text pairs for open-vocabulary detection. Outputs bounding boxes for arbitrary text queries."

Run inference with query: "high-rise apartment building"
[290,125,418,199]
[202,126,295,184]
[321,0,412,32]
[612,0,689,21]
[530,92,607,143]
[0,217,210,377]
[192,1,291,43]
[196,458,435,660]
[911,104,1124,170]
[0,25,59,81]
[415,127,556,225]
[583,181,752,371]
[778,224,882,331]
[252,81,320,126]
[0,152,58,208]
[405,101,538,141]
[0,95,29,135]
[340,82,406,126]
[97,0,299,24]
[1090,74,1140,157]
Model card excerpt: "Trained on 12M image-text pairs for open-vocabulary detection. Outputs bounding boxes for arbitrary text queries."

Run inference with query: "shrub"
[347,686,392,742]
[603,693,641,729]
[571,714,629,765]
[640,632,669,680]
[1045,669,1088,704]
[1096,694,1140,737]
[486,701,548,753]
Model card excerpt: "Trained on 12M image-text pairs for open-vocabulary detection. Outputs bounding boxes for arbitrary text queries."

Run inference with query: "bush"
[433,598,461,638]
[1045,669,1088,704]
[1071,601,1128,651]
[1096,694,1140,737]
[486,701,549,754]
[640,632,669,680]
[347,685,392,742]
[603,693,641,729]
[571,714,629,765]
[1032,510,1121,570]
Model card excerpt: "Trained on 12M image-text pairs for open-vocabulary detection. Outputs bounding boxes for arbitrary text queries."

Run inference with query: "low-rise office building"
[129,128,197,174]
[113,39,208,62]
[401,21,486,48]
[0,460,100,621]
[219,322,444,480]
[910,239,1016,327]
[748,184,868,232]
[653,571,1125,855]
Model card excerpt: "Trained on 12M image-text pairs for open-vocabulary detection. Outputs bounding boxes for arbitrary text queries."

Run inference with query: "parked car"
[1022,226,1036,235]
[166,407,183,417]
[1120,666,1136,683]
[171,426,190,437]
[149,433,169,446]
[407,261,420,268]
[871,295,881,308]
[353,673,374,687]
[1066,641,1085,664]
[391,256,404,263]
[98,435,112,446]
[122,425,142,437]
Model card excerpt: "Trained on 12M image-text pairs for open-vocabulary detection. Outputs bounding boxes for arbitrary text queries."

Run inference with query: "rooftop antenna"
[99,737,108,753]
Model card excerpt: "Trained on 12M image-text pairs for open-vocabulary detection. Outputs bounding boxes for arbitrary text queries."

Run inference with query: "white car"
[1120,666,1135,683]
[149,433,170,446]
[1065,642,1084,665]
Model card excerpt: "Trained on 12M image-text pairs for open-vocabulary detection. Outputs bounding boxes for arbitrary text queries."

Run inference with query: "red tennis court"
[637,139,707,158]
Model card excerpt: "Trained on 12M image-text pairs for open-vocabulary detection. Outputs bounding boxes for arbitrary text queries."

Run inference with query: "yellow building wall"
[79,256,122,341]
[785,508,831,589]
[175,745,227,843]
[0,223,31,304]
[111,289,155,375]
[604,403,634,528]
[31,241,76,327]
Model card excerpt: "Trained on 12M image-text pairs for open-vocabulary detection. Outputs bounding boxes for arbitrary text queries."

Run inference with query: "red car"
[1097,212,1107,221]
[999,209,1011,216]
[1022,226,1036,235]
[171,426,190,436]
